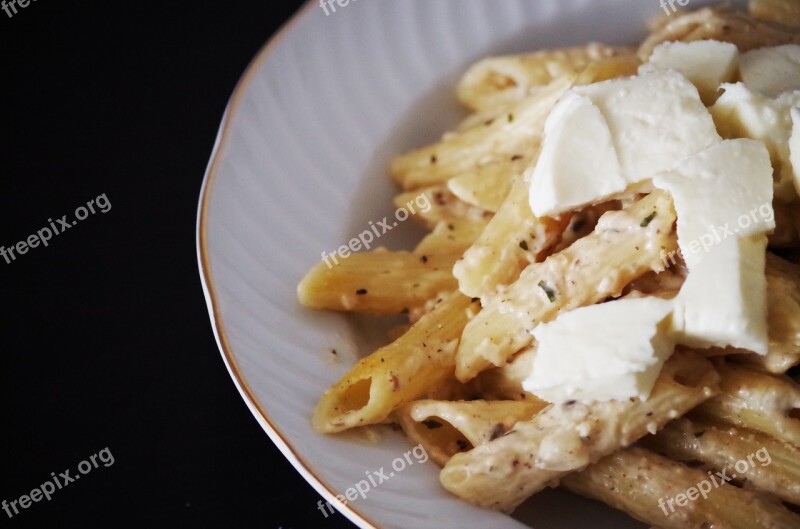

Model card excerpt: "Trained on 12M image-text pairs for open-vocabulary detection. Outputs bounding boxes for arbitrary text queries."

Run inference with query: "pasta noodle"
[439,352,718,512]
[456,190,677,381]
[312,293,479,433]
[298,2,800,523]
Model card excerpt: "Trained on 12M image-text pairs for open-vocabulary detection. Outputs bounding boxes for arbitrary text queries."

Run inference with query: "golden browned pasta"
[390,77,571,191]
[439,352,719,512]
[644,416,800,505]
[563,447,800,529]
[312,294,479,433]
[452,176,570,299]
[456,191,677,382]
[693,363,800,447]
[395,399,547,466]
[297,251,458,315]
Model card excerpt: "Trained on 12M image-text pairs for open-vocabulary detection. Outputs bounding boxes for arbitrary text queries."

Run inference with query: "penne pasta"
[644,416,800,505]
[439,352,719,512]
[573,53,641,85]
[394,186,489,230]
[456,45,634,112]
[446,156,527,213]
[735,253,800,374]
[563,447,800,529]
[413,218,489,257]
[390,77,571,191]
[456,191,677,382]
[297,251,458,315]
[749,0,800,26]
[301,5,800,524]
[693,363,800,447]
[471,348,537,402]
[312,294,480,433]
[453,176,570,299]
[639,7,800,60]
[395,399,547,466]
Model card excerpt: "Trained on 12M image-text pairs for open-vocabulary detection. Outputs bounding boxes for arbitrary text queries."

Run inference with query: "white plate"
[197,1,746,527]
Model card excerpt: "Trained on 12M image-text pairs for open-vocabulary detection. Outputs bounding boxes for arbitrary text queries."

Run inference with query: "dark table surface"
[2,1,356,527]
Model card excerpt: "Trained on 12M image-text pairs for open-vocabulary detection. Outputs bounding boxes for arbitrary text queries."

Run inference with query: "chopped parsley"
[538,281,557,302]
[519,240,529,251]
[641,211,657,227]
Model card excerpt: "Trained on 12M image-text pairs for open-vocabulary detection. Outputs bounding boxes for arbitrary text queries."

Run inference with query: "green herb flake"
[538,281,557,302]
[519,240,529,251]
[641,212,657,227]
[507,113,514,123]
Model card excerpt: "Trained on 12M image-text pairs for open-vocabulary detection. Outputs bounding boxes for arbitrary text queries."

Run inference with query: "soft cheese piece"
[653,139,775,268]
[522,297,675,403]
[639,40,740,105]
[740,45,800,98]
[528,91,626,216]
[529,70,721,216]
[711,83,800,202]
[791,107,800,197]
[671,235,769,355]
[574,70,721,185]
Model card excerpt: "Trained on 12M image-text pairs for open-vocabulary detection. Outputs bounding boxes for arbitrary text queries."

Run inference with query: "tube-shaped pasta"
[639,7,800,60]
[440,352,719,512]
[395,399,548,466]
[297,251,458,315]
[563,447,800,529]
[446,156,526,213]
[456,190,677,382]
[312,293,480,433]
[456,45,634,112]
[413,218,488,257]
[453,176,570,299]
[390,78,571,190]
[735,253,800,374]
[644,417,800,505]
[749,0,800,26]
[693,363,800,447]
[394,186,489,230]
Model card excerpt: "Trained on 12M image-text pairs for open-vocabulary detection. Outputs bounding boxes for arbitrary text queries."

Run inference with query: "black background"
[1,1,355,527]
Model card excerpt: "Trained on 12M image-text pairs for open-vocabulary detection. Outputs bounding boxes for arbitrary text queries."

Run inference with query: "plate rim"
[195,1,380,528]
